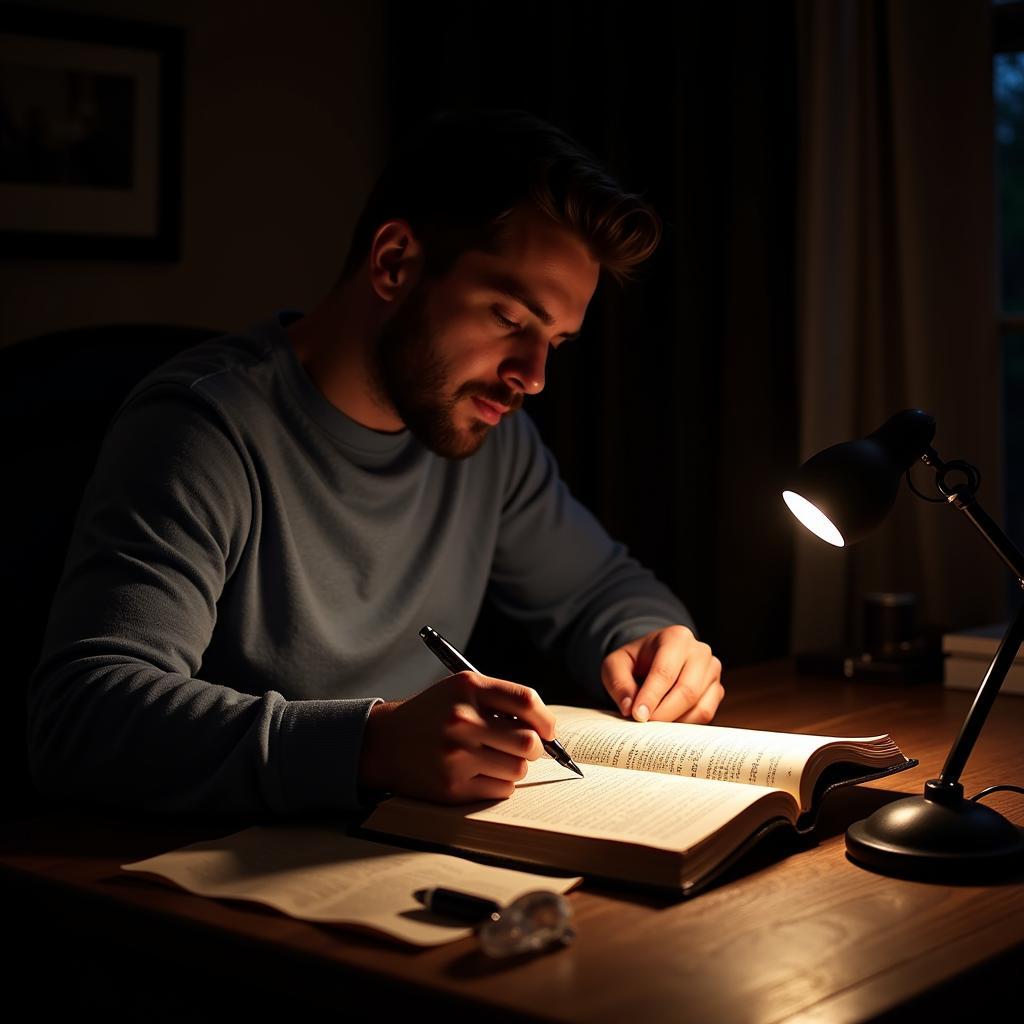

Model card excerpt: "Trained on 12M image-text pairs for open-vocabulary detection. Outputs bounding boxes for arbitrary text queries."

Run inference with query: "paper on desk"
[121,824,582,947]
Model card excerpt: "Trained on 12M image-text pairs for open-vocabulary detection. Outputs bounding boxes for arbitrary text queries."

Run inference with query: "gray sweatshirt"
[26,310,696,819]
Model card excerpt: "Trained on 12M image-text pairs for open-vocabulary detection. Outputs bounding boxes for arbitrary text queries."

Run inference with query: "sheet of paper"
[121,824,581,947]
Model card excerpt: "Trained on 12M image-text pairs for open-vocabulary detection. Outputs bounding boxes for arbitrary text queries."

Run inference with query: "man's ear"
[368,219,424,303]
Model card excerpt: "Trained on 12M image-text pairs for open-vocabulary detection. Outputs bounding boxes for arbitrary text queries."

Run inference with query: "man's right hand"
[357,672,557,804]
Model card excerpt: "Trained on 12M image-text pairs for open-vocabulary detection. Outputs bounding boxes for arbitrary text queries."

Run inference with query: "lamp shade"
[783,409,936,547]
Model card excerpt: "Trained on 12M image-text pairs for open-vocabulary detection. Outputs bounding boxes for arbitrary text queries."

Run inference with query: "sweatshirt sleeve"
[487,412,699,708]
[26,383,382,819]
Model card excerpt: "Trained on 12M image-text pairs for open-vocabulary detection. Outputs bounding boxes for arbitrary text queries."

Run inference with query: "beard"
[369,279,519,460]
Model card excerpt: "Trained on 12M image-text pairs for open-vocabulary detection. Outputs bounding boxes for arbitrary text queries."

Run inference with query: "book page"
[121,825,581,947]
[549,705,887,806]
[451,757,795,853]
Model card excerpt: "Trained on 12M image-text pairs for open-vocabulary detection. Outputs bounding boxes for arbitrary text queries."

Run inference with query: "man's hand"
[601,625,724,724]
[358,672,556,804]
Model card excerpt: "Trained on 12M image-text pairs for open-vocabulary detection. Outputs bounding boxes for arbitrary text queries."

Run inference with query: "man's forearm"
[28,654,383,817]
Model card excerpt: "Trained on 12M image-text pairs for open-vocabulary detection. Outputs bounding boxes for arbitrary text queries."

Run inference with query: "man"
[27,109,723,818]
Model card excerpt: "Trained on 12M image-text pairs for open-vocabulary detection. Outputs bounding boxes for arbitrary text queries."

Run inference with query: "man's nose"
[498,336,548,397]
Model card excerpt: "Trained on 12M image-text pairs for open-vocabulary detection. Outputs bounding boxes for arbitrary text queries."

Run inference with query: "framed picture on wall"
[0,4,183,260]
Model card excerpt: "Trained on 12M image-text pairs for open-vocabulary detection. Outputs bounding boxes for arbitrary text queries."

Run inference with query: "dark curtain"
[385,1,800,691]
[792,0,1002,655]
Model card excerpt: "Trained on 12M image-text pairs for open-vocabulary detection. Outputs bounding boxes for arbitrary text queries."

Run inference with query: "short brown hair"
[338,108,662,290]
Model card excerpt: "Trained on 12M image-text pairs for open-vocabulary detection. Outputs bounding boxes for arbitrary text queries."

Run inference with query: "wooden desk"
[3,659,1023,1022]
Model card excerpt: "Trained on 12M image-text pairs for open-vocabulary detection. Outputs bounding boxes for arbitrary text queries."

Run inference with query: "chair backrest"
[0,323,223,820]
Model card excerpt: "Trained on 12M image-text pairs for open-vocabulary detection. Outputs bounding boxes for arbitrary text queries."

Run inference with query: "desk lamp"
[783,409,1024,880]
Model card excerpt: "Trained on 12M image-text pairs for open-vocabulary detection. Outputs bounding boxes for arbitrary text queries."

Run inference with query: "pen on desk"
[418,624,584,778]
[413,886,502,923]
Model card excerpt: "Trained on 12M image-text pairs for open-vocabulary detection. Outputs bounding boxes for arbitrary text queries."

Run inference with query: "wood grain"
[2,658,1022,1021]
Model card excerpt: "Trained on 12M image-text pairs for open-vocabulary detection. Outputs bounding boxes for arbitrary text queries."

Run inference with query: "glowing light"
[783,490,845,547]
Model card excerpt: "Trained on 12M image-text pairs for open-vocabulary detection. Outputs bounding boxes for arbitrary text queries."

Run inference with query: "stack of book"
[942,622,1024,695]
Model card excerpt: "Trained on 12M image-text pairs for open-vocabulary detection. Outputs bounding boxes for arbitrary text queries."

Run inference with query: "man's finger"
[674,678,725,725]
[646,647,715,722]
[461,673,556,742]
[631,634,694,722]
[466,717,545,760]
[466,742,532,783]
[460,775,517,803]
[600,648,641,716]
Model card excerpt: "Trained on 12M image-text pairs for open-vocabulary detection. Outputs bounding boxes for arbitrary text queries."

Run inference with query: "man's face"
[370,204,599,459]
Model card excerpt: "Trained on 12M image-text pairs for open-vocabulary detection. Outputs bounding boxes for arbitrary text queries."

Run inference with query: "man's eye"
[492,309,521,331]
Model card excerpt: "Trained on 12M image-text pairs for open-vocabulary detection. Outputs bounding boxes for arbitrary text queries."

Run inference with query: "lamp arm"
[936,602,1024,791]
[917,446,1024,794]
[920,446,1024,583]
[947,494,1024,584]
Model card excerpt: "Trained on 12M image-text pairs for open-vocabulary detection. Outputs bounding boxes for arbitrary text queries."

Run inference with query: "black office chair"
[0,323,223,821]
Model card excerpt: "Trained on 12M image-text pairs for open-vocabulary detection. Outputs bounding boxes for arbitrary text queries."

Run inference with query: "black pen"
[413,886,502,923]
[418,624,584,778]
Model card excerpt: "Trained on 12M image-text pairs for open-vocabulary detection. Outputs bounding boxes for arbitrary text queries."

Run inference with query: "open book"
[361,705,918,895]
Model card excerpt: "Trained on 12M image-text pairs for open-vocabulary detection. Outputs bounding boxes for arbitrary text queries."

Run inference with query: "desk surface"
[3,659,1023,1022]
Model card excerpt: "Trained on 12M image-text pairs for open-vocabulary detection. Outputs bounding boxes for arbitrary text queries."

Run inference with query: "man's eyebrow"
[486,275,583,340]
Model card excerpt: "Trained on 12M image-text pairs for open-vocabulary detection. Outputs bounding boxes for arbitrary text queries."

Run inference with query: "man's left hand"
[601,625,724,724]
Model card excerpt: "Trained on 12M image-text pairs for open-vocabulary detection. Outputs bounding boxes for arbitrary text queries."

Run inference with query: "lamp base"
[845,779,1024,881]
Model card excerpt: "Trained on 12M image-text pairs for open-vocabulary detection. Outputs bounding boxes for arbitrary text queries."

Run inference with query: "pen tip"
[569,763,584,778]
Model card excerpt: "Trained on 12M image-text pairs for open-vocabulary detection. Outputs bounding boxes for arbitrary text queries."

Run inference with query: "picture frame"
[0,3,183,260]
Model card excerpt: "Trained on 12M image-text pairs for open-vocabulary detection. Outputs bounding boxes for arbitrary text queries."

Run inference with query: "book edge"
[793,758,920,835]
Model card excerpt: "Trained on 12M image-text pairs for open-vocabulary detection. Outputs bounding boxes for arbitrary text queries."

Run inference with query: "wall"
[0,0,389,345]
